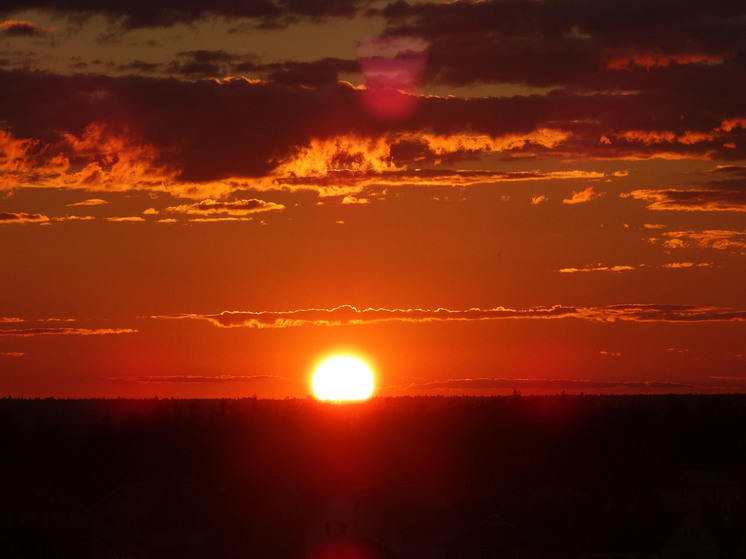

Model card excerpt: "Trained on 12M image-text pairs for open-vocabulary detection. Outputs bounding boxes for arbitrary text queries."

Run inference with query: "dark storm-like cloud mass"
[0,0,366,28]
[379,0,746,89]
[3,69,746,189]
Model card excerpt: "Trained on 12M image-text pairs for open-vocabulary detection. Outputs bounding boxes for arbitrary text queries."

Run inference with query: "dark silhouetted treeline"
[2,394,746,558]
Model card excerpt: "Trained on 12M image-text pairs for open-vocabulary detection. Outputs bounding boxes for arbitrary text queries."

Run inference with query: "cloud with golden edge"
[628,189,746,211]
[0,211,49,224]
[562,186,604,205]
[559,264,636,273]
[648,230,746,251]
[531,194,549,205]
[0,327,137,337]
[164,198,285,216]
[67,198,109,207]
[0,20,53,36]
[149,303,746,329]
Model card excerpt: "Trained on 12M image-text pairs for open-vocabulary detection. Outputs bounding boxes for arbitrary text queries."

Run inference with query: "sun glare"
[312,356,375,401]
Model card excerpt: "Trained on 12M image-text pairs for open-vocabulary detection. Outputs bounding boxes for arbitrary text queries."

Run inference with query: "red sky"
[1,0,745,398]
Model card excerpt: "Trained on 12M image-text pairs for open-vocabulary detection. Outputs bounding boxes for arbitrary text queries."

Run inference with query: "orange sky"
[1,0,745,398]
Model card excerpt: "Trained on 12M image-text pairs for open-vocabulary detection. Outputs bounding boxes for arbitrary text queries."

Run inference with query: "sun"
[312,356,375,401]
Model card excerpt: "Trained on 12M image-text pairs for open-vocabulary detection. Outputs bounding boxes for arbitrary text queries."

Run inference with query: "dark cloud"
[168,50,245,77]
[0,211,49,223]
[0,20,51,36]
[628,188,746,211]
[260,58,359,87]
[0,0,365,28]
[2,67,746,189]
[379,0,746,91]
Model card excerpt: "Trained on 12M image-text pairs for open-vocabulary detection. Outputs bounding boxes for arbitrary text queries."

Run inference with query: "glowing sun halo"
[312,356,375,401]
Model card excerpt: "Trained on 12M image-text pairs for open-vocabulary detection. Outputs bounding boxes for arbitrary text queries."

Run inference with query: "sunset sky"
[1,0,745,398]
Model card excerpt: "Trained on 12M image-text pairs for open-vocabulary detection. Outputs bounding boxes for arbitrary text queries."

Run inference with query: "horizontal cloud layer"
[150,304,746,328]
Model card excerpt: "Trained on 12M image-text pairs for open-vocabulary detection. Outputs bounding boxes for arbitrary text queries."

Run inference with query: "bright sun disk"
[312,356,374,401]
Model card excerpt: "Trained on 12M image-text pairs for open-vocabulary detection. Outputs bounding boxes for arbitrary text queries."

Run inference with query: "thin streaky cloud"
[627,189,746,212]
[148,303,746,329]
[66,198,109,207]
[404,377,695,392]
[0,327,137,337]
[106,374,285,384]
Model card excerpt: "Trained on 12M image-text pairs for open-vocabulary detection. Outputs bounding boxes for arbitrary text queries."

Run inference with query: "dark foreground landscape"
[2,394,746,558]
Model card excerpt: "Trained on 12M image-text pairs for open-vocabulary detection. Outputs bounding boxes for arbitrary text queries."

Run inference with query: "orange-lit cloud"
[627,189,746,211]
[67,198,109,207]
[559,262,712,273]
[0,352,25,357]
[605,51,724,71]
[649,230,746,252]
[530,194,548,205]
[661,262,712,269]
[106,217,146,222]
[0,327,137,336]
[0,20,53,36]
[562,186,604,205]
[53,215,97,222]
[559,264,635,273]
[150,303,746,329]
[164,198,285,216]
[0,211,49,224]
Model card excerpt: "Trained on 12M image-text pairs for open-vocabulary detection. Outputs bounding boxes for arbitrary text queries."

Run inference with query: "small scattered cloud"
[53,215,96,222]
[341,195,370,204]
[66,198,109,207]
[562,186,604,205]
[106,216,146,222]
[0,352,24,357]
[530,194,548,205]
